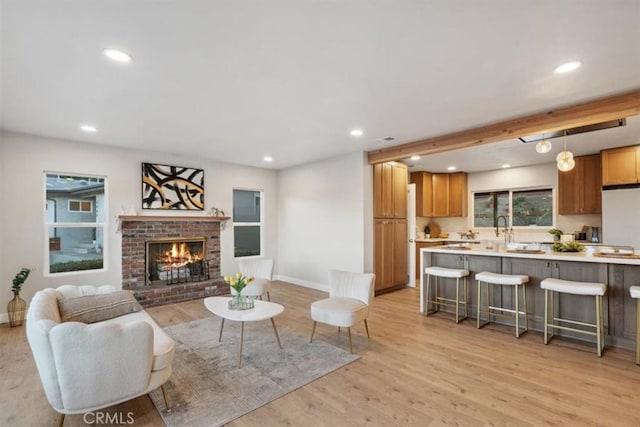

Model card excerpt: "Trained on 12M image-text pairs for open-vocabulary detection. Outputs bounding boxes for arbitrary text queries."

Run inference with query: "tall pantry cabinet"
[373,162,408,294]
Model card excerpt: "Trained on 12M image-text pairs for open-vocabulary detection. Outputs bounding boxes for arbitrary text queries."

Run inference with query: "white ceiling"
[1,1,640,170]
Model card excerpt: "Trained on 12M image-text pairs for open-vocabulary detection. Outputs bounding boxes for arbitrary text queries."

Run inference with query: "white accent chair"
[26,285,175,426]
[232,258,274,301]
[310,269,376,353]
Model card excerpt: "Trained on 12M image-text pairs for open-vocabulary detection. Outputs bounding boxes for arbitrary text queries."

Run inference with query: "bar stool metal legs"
[424,267,469,324]
[541,278,607,357]
[475,272,529,338]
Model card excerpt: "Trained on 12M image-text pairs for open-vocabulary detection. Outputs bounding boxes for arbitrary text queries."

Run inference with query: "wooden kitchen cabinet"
[410,171,467,217]
[558,153,602,214]
[374,218,408,294]
[374,161,408,294]
[448,172,468,217]
[374,162,407,218]
[431,174,449,216]
[410,171,433,217]
[601,145,640,186]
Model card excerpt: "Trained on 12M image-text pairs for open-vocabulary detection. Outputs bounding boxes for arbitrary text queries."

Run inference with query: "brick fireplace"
[119,215,229,307]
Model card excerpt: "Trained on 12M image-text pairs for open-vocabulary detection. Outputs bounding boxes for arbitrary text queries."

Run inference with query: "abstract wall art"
[142,163,204,210]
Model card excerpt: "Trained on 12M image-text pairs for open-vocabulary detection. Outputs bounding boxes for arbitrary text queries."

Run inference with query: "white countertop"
[421,245,640,266]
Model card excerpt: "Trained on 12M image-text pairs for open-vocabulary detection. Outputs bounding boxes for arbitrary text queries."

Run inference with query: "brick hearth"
[119,215,230,307]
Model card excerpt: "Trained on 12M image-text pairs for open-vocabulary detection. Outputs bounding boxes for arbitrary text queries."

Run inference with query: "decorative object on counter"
[594,248,640,259]
[591,226,600,243]
[423,225,430,239]
[8,267,31,327]
[548,228,564,242]
[560,234,575,243]
[224,272,255,310]
[457,230,478,240]
[439,233,449,238]
[427,222,441,239]
[552,241,585,252]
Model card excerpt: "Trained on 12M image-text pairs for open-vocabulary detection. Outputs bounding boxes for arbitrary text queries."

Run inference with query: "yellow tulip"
[224,275,231,283]
[236,272,242,279]
[247,276,254,283]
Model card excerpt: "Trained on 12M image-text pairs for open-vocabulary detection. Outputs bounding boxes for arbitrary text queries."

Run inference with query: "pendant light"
[535,139,552,153]
[556,137,575,171]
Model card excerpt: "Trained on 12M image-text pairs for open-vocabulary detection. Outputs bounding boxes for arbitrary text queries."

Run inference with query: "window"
[68,200,93,212]
[233,189,263,258]
[45,173,106,274]
[473,188,553,228]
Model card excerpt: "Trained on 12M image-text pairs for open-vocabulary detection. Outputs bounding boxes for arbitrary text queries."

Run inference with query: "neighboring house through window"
[233,189,263,258]
[473,187,553,229]
[45,173,106,274]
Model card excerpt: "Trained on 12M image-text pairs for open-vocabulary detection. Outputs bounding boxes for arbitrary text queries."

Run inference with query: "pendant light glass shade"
[557,156,575,171]
[536,139,552,153]
[556,137,575,171]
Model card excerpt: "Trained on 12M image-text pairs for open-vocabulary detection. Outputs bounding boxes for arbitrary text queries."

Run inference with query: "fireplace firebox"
[146,237,209,285]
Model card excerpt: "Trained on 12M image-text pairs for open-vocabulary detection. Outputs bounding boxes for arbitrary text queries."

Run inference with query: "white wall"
[415,162,601,242]
[277,151,373,291]
[0,131,278,316]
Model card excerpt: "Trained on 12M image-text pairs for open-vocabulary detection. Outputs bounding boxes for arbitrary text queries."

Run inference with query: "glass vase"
[7,292,26,327]
[228,293,254,310]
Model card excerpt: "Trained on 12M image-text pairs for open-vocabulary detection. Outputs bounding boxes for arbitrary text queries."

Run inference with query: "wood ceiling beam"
[367,88,640,164]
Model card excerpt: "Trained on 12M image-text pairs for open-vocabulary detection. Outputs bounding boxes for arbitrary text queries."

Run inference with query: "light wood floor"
[2,282,640,426]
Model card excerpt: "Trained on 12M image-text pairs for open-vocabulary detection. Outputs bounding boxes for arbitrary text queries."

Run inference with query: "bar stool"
[475,272,529,338]
[540,278,607,357]
[424,266,469,323]
[630,286,640,365]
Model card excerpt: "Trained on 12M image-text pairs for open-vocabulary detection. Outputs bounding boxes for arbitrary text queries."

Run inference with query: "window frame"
[232,188,264,259]
[44,172,108,276]
[68,199,94,213]
[472,186,555,229]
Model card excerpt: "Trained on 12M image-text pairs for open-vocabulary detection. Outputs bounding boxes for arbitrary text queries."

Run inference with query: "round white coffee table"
[204,296,285,367]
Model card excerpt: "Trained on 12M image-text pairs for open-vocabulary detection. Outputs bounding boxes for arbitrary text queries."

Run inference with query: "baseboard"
[274,275,329,293]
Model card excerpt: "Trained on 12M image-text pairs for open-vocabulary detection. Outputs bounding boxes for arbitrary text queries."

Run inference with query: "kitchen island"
[420,244,640,350]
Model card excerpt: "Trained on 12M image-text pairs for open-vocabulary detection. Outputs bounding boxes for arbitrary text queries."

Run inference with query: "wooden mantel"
[117,215,230,232]
[118,215,231,222]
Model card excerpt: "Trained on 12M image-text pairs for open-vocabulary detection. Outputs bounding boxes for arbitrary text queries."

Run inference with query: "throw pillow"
[58,290,143,323]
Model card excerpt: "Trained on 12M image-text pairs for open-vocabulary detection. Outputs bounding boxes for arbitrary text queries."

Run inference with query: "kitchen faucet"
[495,215,510,245]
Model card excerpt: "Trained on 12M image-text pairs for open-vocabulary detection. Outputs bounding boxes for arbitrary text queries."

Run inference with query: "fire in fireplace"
[146,237,209,285]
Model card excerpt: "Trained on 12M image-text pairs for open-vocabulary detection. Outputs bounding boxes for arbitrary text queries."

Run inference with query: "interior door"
[407,184,416,288]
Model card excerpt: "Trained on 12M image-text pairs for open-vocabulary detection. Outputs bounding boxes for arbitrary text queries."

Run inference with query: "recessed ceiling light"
[80,124,97,133]
[263,156,273,162]
[447,166,456,171]
[554,61,582,74]
[502,164,511,169]
[410,155,421,161]
[103,48,133,63]
[350,129,363,137]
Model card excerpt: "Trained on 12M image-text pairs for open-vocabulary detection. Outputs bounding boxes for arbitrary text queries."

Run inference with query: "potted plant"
[548,228,564,242]
[8,267,30,327]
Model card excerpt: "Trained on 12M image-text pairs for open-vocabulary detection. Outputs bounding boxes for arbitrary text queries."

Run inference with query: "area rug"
[149,316,359,426]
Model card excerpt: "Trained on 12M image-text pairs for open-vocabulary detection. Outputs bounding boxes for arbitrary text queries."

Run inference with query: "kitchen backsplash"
[416,214,602,242]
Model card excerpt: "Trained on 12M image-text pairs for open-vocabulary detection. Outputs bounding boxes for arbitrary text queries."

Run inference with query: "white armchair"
[310,270,376,353]
[231,258,274,301]
[26,285,174,426]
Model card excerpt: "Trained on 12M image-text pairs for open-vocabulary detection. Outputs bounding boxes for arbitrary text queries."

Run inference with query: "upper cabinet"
[601,145,640,186]
[374,162,407,218]
[558,153,602,215]
[410,171,467,217]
